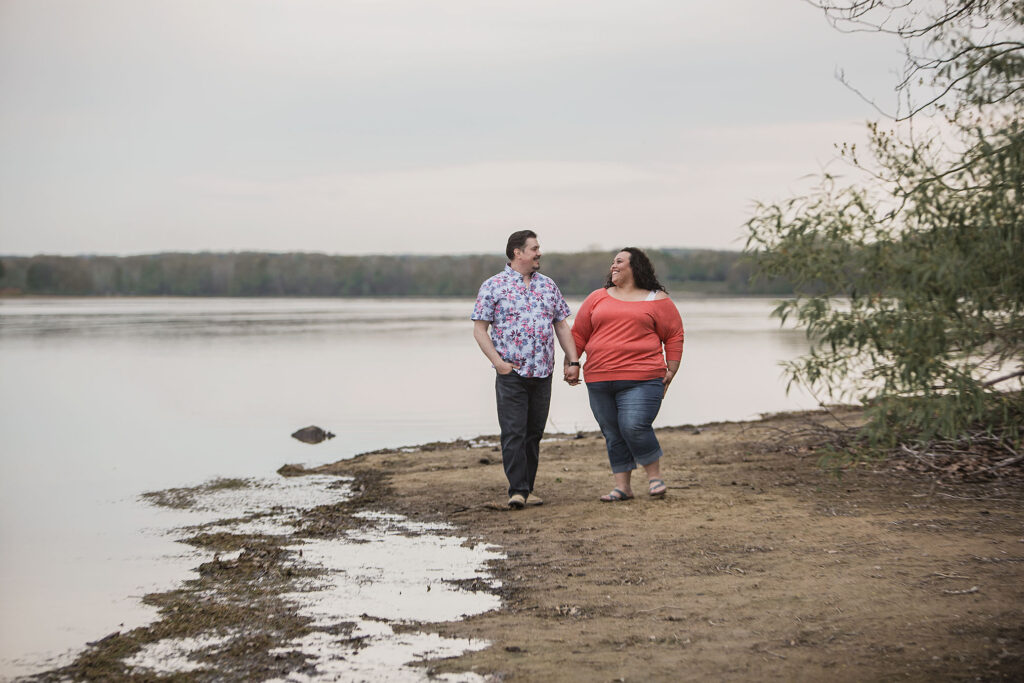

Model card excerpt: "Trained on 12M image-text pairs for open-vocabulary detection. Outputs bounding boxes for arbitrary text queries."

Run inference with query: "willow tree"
[746,0,1024,456]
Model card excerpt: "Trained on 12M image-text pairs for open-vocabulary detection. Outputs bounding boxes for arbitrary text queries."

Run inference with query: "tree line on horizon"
[0,249,792,297]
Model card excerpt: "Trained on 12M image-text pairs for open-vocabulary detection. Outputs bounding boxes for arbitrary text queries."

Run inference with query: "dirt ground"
[316,407,1024,682]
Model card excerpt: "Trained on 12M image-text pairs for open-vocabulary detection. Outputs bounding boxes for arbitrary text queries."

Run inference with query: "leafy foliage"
[746,0,1024,453]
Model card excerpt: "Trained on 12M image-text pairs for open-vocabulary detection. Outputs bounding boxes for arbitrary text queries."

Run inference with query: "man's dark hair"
[505,230,538,260]
[605,247,667,292]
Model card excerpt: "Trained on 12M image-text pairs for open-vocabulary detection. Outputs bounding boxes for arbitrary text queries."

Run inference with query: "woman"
[568,248,684,501]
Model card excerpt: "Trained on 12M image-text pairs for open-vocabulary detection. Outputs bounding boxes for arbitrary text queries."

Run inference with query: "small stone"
[291,426,335,444]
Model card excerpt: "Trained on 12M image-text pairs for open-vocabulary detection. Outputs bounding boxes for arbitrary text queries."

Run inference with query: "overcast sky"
[0,0,902,256]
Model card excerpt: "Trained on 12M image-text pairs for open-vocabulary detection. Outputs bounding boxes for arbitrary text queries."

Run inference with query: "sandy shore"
[314,407,1024,681]
[34,407,1024,681]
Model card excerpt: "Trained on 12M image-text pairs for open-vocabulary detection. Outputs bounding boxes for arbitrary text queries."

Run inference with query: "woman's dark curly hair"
[605,247,667,292]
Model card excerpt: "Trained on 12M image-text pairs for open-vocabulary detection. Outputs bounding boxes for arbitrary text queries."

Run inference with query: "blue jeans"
[586,378,664,474]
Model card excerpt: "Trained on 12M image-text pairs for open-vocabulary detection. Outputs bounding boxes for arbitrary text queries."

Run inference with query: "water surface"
[0,296,816,676]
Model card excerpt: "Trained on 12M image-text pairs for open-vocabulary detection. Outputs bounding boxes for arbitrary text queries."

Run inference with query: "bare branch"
[982,369,1024,386]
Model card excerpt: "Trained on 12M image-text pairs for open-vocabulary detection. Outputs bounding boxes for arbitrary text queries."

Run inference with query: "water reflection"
[0,297,477,338]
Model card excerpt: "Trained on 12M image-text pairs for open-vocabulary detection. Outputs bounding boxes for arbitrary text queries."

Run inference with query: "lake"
[0,295,816,677]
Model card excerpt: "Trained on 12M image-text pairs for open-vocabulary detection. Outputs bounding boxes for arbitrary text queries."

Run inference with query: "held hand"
[563,365,580,385]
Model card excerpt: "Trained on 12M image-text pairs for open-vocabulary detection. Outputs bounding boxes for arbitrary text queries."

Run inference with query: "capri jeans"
[586,378,664,474]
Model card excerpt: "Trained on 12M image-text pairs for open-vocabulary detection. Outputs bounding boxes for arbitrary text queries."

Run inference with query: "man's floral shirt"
[472,264,571,378]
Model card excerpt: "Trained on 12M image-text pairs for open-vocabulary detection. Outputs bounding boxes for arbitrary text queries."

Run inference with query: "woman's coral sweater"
[571,288,684,383]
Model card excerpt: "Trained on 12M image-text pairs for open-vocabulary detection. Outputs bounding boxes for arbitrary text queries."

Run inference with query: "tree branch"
[982,369,1024,387]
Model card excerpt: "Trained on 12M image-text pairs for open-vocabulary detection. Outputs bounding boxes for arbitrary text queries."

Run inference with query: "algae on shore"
[31,471,502,682]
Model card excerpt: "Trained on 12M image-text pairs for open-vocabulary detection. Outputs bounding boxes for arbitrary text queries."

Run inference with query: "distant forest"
[0,249,792,297]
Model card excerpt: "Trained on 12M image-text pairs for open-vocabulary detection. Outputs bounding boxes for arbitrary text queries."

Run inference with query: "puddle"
[123,632,236,675]
[124,473,504,680]
[274,511,503,679]
[270,625,489,682]
[296,513,502,623]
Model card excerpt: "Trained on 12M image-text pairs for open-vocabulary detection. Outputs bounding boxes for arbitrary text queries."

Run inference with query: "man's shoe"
[507,494,526,509]
[526,494,543,506]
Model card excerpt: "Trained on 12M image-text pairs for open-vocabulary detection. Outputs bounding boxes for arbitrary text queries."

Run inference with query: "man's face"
[514,237,542,272]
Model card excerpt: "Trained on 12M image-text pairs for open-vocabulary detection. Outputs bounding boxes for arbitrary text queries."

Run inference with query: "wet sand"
[315,407,1024,681]
[34,407,1024,681]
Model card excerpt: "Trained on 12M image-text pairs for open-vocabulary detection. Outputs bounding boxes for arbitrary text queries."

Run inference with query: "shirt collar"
[504,263,529,283]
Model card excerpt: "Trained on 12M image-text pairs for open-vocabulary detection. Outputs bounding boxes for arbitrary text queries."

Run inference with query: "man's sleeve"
[471,281,495,321]
[553,284,571,322]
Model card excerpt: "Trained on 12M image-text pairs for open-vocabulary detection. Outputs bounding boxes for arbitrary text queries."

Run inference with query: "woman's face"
[609,251,633,286]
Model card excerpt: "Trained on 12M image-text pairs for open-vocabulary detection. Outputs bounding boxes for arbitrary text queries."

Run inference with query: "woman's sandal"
[600,488,634,502]
[648,478,667,497]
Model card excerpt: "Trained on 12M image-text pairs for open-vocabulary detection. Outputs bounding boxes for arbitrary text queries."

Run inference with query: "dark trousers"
[495,371,552,499]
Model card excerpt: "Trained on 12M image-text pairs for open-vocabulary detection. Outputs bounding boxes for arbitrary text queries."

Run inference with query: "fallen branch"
[936,492,1011,501]
[977,453,1024,476]
[983,369,1024,387]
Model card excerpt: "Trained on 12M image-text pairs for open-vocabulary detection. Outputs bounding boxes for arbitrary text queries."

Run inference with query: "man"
[472,230,580,509]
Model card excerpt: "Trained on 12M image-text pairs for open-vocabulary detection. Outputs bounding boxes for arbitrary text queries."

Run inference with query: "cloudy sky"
[0,0,901,256]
